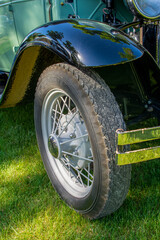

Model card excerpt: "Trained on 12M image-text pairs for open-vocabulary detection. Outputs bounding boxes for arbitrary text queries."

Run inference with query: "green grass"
[0,104,160,240]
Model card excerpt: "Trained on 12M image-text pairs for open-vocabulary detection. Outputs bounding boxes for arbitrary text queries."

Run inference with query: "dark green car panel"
[0,0,19,71]
[12,0,46,44]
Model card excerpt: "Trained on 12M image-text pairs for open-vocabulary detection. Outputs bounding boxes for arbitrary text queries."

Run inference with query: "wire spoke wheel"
[34,63,131,219]
[42,90,94,197]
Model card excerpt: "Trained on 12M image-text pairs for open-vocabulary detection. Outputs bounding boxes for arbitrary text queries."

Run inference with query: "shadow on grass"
[0,103,36,165]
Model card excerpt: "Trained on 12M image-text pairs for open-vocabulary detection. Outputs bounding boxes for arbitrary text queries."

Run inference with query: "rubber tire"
[34,63,131,219]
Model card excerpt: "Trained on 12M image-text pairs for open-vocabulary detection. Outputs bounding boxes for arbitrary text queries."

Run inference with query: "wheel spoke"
[52,109,65,116]
[60,133,88,145]
[62,151,93,162]
[54,97,68,134]
[52,117,59,133]
[52,103,58,133]
[77,171,85,188]
[60,96,72,114]
[87,164,90,186]
[68,97,71,110]
[69,162,93,185]
[84,166,93,180]
[60,156,93,186]
[60,157,84,185]
[57,99,62,112]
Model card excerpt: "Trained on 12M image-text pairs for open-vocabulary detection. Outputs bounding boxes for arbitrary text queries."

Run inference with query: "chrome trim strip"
[116,126,160,165]
[117,146,160,165]
[116,126,160,145]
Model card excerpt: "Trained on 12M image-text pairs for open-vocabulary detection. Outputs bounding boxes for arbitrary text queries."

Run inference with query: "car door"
[11,0,46,44]
[0,0,19,72]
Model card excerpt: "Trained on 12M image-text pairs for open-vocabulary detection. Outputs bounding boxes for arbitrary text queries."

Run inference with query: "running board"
[116,126,160,165]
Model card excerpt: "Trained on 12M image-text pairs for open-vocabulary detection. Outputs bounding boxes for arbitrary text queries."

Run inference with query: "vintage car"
[0,0,160,219]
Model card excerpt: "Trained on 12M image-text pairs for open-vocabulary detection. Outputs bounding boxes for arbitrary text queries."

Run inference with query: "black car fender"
[0,19,149,109]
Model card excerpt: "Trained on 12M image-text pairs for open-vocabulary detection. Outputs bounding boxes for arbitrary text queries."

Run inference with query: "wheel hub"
[48,135,60,158]
[48,113,90,169]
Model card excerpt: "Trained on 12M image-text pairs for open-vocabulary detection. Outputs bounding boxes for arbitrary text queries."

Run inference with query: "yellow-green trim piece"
[117,126,160,145]
[117,146,160,165]
[116,126,160,165]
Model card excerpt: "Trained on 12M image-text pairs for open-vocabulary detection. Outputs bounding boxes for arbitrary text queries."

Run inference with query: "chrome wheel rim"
[41,89,94,198]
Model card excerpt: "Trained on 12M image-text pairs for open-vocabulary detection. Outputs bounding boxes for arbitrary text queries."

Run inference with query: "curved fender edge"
[0,19,144,108]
